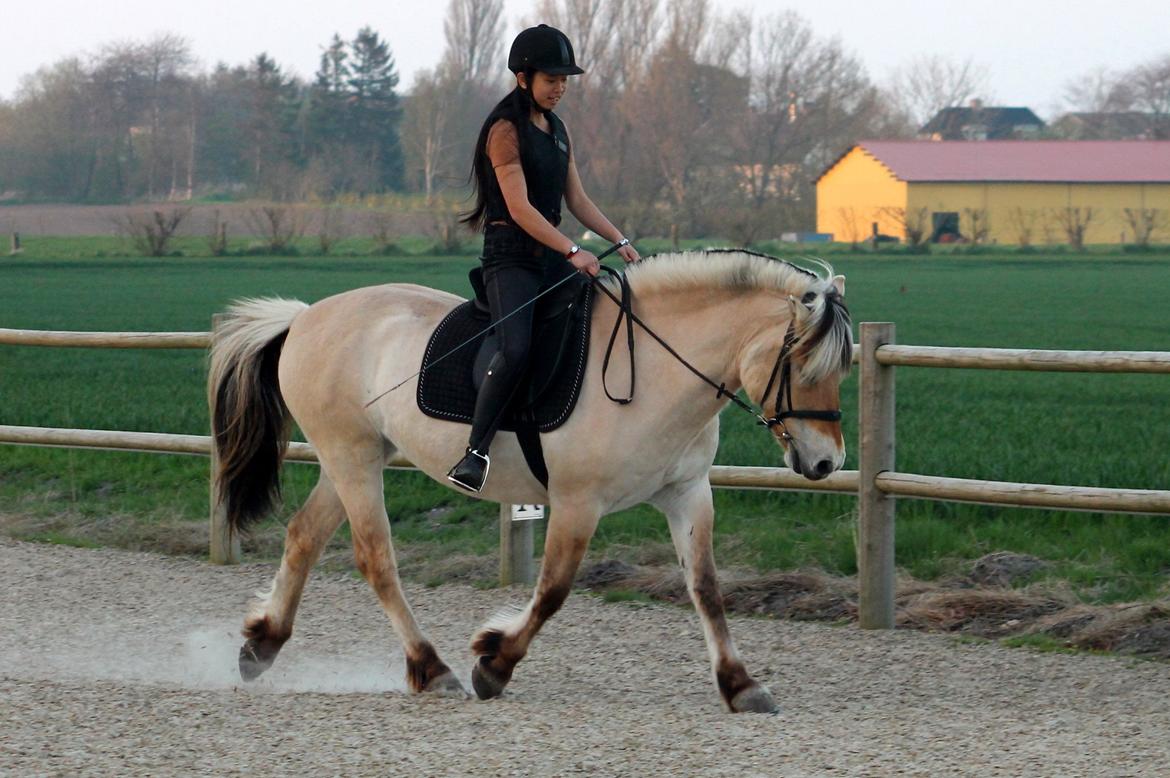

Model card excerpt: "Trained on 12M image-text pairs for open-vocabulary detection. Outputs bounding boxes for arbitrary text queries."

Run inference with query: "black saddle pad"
[416,277,593,432]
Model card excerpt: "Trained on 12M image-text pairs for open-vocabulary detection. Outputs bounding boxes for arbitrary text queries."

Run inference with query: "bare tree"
[443,0,505,83]
[1006,207,1038,247]
[139,34,195,199]
[245,205,306,253]
[879,206,931,247]
[962,208,990,244]
[402,69,452,203]
[1062,66,1121,113]
[887,54,993,128]
[1053,206,1094,250]
[1123,54,1170,138]
[835,207,865,249]
[1122,207,1168,246]
[113,207,190,256]
[316,205,347,254]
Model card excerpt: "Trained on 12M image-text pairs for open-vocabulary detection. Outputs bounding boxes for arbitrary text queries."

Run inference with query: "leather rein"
[592,265,842,444]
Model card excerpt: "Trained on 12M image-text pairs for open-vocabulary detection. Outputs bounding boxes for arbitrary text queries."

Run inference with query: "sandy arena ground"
[2,537,1168,777]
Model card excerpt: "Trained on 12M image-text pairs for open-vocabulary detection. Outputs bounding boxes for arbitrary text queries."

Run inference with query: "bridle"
[755,321,843,444]
[594,266,844,448]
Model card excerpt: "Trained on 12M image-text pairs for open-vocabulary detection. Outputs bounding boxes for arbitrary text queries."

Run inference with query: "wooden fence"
[2,323,1168,628]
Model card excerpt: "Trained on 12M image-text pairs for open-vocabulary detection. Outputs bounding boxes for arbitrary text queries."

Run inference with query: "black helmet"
[507,24,584,76]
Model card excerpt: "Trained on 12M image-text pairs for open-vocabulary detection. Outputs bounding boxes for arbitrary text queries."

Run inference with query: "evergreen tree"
[308,34,350,151]
[347,27,404,191]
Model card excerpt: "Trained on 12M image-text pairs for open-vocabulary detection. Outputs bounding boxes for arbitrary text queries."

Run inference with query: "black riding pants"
[468,252,574,453]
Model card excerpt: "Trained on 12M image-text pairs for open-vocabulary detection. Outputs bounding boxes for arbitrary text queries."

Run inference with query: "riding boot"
[447,351,523,493]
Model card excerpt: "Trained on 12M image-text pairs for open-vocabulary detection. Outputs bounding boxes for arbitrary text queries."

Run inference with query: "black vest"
[484,113,571,250]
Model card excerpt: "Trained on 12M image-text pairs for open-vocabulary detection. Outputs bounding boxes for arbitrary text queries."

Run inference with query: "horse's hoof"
[470,656,511,700]
[238,639,279,682]
[424,669,470,699]
[729,683,779,714]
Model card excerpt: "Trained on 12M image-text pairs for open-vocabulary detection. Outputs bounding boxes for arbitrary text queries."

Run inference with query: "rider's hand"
[569,248,600,277]
[617,243,641,263]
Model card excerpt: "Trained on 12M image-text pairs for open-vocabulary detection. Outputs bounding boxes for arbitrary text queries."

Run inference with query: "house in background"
[919,101,1045,141]
[1050,112,1163,140]
[816,140,1170,245]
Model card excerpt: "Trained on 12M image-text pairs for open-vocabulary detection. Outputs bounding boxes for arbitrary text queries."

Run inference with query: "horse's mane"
[605,249,853,382]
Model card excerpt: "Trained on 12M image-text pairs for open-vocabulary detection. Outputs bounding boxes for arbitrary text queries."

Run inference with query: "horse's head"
[741,271,852,481]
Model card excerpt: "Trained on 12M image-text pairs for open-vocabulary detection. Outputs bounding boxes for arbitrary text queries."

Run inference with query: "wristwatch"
[565,244,581,259]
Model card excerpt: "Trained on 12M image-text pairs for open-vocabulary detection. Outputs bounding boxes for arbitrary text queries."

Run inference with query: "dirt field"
[2,537,1169,776]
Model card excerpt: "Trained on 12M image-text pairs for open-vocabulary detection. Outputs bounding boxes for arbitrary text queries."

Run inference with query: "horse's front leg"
[653,480,778,713]
[470,500,600,699]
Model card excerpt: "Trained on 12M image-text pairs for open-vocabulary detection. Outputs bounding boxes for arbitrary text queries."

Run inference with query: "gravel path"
[2,537,1168,777]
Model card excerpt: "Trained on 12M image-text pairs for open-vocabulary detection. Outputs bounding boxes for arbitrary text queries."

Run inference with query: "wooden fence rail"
[0,328,210,349]
[2,324,1168,613]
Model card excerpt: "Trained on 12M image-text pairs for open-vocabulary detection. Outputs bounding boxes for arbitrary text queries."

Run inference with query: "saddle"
[416,267,594,486]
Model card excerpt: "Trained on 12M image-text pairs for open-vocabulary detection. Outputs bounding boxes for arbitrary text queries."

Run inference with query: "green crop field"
[2,238,1169,601]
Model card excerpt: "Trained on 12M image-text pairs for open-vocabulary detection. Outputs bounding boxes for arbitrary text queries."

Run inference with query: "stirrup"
[447,449,490,493]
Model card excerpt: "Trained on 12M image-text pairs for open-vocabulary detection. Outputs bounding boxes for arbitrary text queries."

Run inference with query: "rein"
[591,266,842,444]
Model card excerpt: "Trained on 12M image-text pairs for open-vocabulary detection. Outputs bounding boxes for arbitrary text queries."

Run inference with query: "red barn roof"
[819,140,1170,184]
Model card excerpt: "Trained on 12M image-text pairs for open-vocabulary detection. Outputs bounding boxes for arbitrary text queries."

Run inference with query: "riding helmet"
[507,24,585,75]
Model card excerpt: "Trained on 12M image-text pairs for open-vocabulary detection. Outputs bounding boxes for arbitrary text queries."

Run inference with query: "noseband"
[756,322,843,443]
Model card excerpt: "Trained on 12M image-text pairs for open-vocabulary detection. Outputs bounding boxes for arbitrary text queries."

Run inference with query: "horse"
[208,249,852,713]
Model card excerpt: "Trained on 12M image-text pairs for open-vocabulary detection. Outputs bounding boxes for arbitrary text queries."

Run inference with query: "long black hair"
[460,73,540,231]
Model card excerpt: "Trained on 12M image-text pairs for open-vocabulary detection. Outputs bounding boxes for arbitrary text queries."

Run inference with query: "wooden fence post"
[499,504,535,586]
[858,322,896,628]
[208,313,240,564]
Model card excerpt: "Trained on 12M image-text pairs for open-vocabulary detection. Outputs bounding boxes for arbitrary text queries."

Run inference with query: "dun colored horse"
[209,250,852,713]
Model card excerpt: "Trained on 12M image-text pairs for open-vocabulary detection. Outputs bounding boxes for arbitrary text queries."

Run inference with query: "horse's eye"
[801,291,817,305]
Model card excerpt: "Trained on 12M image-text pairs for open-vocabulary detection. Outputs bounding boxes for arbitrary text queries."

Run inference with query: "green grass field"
[2,238,1169,601]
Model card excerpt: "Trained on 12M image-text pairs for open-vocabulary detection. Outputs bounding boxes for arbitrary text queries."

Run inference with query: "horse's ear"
[832,275,845,297]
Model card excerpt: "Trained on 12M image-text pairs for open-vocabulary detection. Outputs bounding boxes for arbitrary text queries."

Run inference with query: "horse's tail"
[208,297,309,535]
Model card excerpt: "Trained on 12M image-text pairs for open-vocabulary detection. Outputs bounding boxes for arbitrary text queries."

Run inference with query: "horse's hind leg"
[470,500,600,699]
[329,455,466,697]
[653,479,778,714]
[239,474,347,681]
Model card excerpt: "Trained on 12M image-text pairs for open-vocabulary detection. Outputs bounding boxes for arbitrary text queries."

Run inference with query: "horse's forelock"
[794,281,853,383]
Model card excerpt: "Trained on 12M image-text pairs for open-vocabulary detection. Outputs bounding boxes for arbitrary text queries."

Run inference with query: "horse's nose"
[811,458,835,479]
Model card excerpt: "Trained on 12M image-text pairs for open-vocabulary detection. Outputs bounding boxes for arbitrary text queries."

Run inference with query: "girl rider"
[447,24,640,493]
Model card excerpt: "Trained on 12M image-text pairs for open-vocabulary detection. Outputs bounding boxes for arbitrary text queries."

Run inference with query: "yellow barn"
[816,141,1170,245]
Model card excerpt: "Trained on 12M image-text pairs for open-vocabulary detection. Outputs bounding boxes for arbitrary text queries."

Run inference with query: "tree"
[1124,54,1170,139]
[1061,65,1121,113]
[1122,207,1168,246]
[1006,207,1038,247]
[137,34,195,199]
[306,35,350,156]
[443,0,504,83]
[347,26,404,192]
[198,63,256,190]
[245,54,302,197]
[1,59,94,199]
[1053,206,1094,250]
[887,54,993,129]
[402,68,451,203]
[399,0,505,203]
[879,206,931,248]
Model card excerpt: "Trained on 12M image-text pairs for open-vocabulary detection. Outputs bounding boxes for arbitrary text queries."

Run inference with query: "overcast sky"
[3,0,1167,119]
